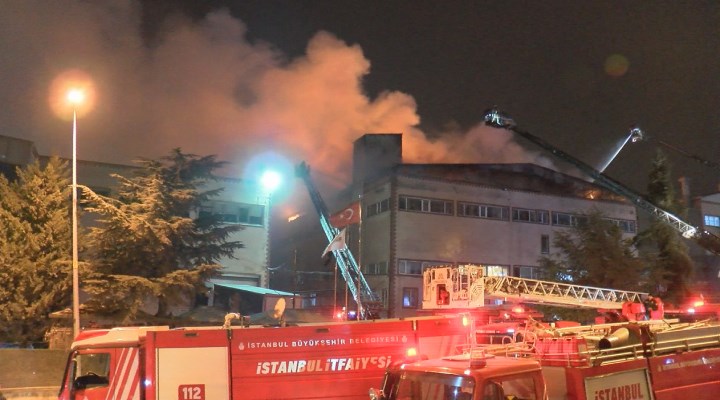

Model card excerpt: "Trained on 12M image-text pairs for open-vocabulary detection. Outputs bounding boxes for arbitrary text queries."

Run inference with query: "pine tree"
[540,209,647,290]
[82,149,244,320]
[0,158,73,344]
[538,210,649,323]
[637,149,694,305]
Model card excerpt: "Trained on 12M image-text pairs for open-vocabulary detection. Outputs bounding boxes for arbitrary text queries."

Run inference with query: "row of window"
[199,201,266,226]
[705,214,720,227]
[398,195,637,233]
[366,199,390,217]
[371,259,545,278]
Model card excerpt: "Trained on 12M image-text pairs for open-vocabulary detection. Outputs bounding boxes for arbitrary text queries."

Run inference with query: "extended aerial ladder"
[482,108,720,256]
[295,162,379,319]
[422,264,646,311]
[629,126,720,173]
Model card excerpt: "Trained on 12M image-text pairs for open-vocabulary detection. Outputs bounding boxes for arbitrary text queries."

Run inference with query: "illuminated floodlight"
[629,126,644,143]
[261,170,282,192]
[482,107,516,129]
[67,89,85,105]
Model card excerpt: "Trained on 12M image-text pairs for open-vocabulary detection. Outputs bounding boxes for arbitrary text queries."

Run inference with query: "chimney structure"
[352,134,402,187]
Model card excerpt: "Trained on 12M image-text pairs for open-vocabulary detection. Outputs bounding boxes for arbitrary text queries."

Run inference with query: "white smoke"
[0,0,554,187]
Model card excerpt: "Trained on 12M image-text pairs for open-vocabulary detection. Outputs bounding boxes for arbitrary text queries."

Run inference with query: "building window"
[605,218,637,233]
[484,265,509,276]
[366,199,390,218]
[551,212,587,227]
[398,195,453,215]
[398,259,447,275]
[704,214,720,227]
[363,261,388,275]
[199,201,265,226]
[541,234,550,254]
[402,287,419,308]
[458,202,509,220]
[515,266,543,279]
[512,208,549,224]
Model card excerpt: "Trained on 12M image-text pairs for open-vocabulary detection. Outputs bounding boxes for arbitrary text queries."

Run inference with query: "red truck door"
[59,346,140,400]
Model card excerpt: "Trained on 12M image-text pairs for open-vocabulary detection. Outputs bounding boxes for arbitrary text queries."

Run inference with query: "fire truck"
[369,319,720,400]
[57,313,471,400]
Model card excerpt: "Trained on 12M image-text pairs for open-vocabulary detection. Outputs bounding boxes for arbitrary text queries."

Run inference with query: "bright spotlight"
[67,89,85,105]
[261,170,282,192]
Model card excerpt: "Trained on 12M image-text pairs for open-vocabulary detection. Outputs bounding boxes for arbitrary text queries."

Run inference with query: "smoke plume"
[0,1,553,187]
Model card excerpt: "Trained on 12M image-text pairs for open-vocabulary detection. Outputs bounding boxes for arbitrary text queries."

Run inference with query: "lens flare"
[604,54,629,77]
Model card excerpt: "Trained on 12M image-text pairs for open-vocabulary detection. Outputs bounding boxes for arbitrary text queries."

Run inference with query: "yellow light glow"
[67,89,85,105]
[49,69,96,120]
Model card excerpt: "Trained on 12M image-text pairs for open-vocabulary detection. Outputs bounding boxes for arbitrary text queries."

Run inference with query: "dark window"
[363,261,388,275]
[399,195,453,215]
[605,218,637,233]
[366,199,390,217]
[459,202,508,220]
[398,259,446,275]
[512,208,549,224]
[541,234,550,254]
[199,201,265,226]
[402,287,419,308]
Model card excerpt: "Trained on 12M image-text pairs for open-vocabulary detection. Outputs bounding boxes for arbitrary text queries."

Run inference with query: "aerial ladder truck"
[422,264,647,311]
[482,108,720,256]
[421,264,656,340]
[296,162,380,319]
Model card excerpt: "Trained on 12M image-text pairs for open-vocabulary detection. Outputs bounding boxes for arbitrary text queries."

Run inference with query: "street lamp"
[261,170,282,288]
[68,88,84,339]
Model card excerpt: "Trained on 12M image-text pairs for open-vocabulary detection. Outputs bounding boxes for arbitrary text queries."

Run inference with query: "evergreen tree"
[82,149,244,320]
[0,158,73,344]
[540,210,647,290]
[636,149,694,305]
[538,210,649,323]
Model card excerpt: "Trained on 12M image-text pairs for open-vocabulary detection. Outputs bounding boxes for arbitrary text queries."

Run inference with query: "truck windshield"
[394,371,474,400]
[72,352,110,389]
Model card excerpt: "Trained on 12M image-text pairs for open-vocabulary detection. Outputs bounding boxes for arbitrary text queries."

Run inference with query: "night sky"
[2,1,719,216]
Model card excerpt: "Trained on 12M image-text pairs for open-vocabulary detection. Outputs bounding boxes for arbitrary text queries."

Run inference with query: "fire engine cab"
[370,320,720,400]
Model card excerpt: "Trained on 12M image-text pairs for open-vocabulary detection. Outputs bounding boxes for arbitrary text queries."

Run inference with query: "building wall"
[201,177,272,288]
[696,193,720,294]
[360,174,638,319]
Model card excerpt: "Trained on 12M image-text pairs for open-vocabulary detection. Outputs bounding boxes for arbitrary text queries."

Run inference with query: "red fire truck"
[57,313,470,400]
[369,320,720,400]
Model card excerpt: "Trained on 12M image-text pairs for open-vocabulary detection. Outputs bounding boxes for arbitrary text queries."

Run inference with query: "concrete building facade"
[348,134,639,318]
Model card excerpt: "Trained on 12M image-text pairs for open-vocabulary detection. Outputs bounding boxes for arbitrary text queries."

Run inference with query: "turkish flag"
[329,201,361,228]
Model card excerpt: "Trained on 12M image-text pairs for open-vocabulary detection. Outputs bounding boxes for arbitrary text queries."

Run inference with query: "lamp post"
[67,88,84,338]
[261,170,281,288]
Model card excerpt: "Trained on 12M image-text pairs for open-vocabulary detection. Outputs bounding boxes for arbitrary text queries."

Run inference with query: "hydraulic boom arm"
[483,108,720,256]
[296,162,378,318]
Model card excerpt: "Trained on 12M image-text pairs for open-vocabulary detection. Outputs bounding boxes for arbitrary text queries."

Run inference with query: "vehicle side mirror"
[369,388,386,400]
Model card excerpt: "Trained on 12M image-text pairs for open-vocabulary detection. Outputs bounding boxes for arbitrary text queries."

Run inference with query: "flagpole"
[357,194,362,318]
[357,194,363,275]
